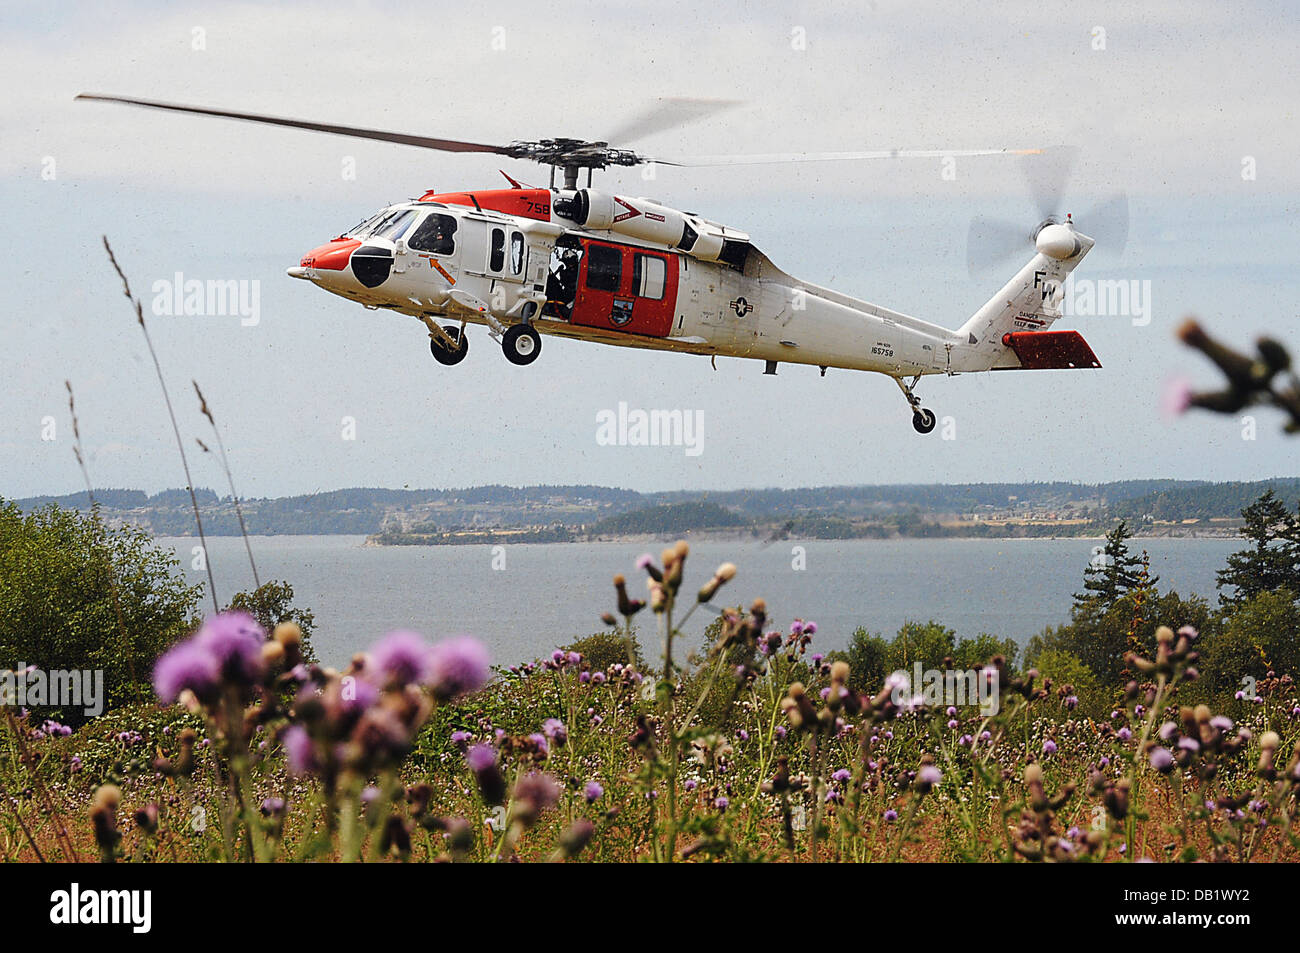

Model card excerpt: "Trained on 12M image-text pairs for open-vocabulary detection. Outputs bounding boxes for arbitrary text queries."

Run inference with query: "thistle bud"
[132,802,159,836]
[557,818,595,859]
[90,784,121,861]
[261,640,286,670]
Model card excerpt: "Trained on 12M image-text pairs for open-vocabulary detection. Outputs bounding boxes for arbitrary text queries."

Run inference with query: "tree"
[1073,520,1158,614]
[1041,590,1212,684]
[225,580,320,664]
[0,500,202,722]
[1216,490,1300,608]
[1204,589,1300,691]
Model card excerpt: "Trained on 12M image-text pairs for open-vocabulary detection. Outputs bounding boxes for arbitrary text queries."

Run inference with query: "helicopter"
[77,94,1119,434]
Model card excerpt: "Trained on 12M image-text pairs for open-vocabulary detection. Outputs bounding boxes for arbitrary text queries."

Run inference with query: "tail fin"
[955,223,1097,371]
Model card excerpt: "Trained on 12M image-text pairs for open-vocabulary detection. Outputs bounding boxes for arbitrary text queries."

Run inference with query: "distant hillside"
[590,501,750,536]
[5,478,1296,540]
[1109,478,1300,522]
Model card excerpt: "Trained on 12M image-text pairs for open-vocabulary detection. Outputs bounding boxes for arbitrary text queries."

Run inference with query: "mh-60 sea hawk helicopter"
[78,94,1124,433]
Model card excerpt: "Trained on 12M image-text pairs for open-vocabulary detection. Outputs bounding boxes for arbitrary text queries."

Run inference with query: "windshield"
[345,211,386,238]
[346,208,417,241]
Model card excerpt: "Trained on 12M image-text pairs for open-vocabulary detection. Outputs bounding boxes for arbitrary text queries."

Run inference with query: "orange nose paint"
[300,238,361,271]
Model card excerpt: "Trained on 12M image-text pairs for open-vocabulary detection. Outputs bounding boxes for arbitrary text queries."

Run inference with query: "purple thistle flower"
[153,639,220,703]
[465,743,496,773]
[714,796,729,810]
[542,718,568,745]
[683,779,697,791]
[804,621,817,635]
[513,771,561,826]
[883,808,899,822]
[917,764,942,788]
[465,743,506,806]
[1042,739,1057,755]
[1149,746,1174,773]
[832,768,851,782]
[369,630,432,687]
[427,636,490,700]
[1117,727,1132,742]
[584,780,603,803]
[282,725,318,776]
[195,611,266,685]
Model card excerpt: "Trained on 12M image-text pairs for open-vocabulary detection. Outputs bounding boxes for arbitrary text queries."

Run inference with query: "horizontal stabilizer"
[1000,330,1101,370]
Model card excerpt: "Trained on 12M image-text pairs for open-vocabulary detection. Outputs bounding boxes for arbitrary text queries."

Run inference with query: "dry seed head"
[262,641,286,667]
[91,784,121,812]
[273,621,303,648]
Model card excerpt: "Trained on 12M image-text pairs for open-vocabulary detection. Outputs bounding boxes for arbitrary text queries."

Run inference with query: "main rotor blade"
[967,215,1030,278]
[604,97,742,147]
[651,148,1042,167]
[75,93,515,156]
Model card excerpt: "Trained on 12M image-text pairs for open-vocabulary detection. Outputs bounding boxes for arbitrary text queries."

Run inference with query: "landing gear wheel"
[502,323,541,365]
[912,408,937,434]
[429,325,468,366]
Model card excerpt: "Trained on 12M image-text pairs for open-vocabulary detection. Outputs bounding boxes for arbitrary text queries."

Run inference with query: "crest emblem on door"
[610,297,634,327]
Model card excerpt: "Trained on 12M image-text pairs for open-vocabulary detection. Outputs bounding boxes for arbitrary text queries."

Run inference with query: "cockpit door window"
[407,213,457,255]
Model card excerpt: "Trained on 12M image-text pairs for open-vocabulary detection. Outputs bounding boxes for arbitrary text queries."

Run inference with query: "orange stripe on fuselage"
[418,188,551,221]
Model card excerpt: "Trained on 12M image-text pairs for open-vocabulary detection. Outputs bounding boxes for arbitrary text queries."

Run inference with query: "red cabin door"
[571,240,678,337]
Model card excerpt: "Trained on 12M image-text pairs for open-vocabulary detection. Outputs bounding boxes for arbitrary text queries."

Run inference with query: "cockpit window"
[345,211,386,237]
[350,208,413,240]
[374,210,416,241]
[408,213,457,255]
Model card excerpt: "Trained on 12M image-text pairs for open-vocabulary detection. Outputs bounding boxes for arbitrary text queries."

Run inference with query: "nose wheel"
[502,323,541,365]
[895,375,937,435]
[429,324,468,365]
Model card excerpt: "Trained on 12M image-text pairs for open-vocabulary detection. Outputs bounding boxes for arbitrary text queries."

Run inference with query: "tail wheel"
[429,325,468,365]
[502,324,541,366]
[912,408,937,434]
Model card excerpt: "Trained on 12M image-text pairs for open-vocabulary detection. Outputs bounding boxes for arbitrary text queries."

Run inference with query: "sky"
[1,0,1298,500]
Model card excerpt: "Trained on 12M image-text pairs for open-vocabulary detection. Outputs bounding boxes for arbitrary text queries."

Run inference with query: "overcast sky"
[2,0,1298,500]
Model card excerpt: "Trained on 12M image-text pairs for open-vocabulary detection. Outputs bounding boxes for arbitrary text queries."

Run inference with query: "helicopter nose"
[295,237,361,276]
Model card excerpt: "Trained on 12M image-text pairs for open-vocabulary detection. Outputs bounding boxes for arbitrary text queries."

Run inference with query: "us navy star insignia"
[730,296,753,317]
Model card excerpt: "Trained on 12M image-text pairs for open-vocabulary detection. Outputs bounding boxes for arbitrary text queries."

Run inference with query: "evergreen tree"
[1216,489,1300,608]
[1073,520,1157,614]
